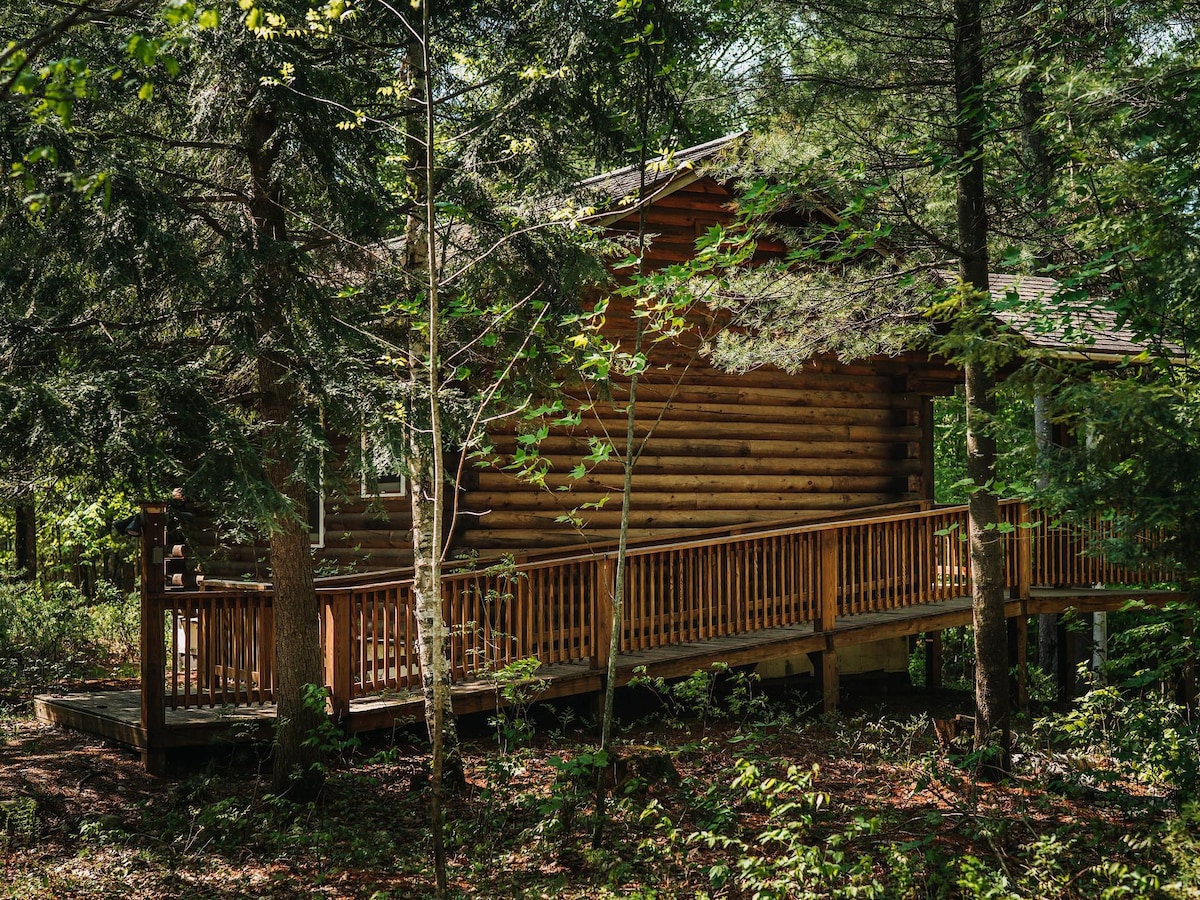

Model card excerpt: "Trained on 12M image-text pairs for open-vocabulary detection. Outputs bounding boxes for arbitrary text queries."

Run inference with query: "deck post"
[1182,616,1197,714]
[324,592,353,721]
[818,530,840,713]
[1055,617,1076,700]
[1014,502,1032,600]
[1008,615,1029,713]
[139,504,168,774]
[592,556,615,672]
[925,632,943,690]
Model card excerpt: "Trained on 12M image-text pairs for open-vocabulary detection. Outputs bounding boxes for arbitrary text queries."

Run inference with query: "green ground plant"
[0,578,138,691]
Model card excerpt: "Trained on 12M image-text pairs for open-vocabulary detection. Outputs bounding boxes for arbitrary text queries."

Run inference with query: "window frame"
[360,433,408,499]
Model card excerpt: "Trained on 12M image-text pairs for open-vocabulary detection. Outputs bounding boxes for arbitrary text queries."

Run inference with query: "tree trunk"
[954,0,1010,774]
[403,0,463,798]
[246,107,327,798]
[1033,394,1057,674]
[14,499,36,580]
[400,8,462,893]
[260,357,326,799]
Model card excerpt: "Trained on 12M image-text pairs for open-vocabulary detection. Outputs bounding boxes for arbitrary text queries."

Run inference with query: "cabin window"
[307,486,325,548]
[360,434,408,498]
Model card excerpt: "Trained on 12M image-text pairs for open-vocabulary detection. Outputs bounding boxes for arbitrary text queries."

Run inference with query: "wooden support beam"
[925,631,943,690]
[1056,618,1075,700]
[1182,617,1196,714]
[818,642,839,714]
[919,396,935,501]
[592,557,615,672]
[139,505,167,774]
[1014,502,1032,601]
[1008,616,1029,713]
[324,592,353,720]
[818,530,840,712]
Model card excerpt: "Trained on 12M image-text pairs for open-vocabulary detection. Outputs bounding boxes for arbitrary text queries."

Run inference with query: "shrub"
[0,577,138,691]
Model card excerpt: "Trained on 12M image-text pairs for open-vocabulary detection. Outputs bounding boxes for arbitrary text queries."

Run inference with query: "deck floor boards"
[35,588,1175,753]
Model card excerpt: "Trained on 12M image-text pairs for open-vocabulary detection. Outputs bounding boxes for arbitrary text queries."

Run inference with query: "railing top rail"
[313,501,1024,595]
[147,589,276,602]
[304,500,933,590]
[189,500,1042,601]
[616,500,1025,559]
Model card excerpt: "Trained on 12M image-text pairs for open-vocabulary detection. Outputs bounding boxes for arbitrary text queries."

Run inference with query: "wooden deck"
[36,587,1174,755]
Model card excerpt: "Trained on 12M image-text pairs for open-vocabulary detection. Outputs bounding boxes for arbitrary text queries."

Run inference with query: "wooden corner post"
[139,504,167,774]
[818,529,840,713]
[324,592,354,721]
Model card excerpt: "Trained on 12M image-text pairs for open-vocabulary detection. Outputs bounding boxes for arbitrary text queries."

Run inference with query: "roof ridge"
[576,131,747,194]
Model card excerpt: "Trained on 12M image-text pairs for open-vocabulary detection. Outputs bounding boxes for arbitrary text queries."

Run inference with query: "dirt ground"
[0,678,1189,899]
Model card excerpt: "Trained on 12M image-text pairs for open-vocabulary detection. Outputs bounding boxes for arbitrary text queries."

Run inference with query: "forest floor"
[1,673,1196,899]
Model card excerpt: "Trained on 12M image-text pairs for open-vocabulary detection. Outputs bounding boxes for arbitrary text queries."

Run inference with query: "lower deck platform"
[35,588,1176,756]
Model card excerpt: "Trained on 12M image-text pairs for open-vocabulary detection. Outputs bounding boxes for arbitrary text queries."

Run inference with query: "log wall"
[457,356,943,555]
[193,174,960,576]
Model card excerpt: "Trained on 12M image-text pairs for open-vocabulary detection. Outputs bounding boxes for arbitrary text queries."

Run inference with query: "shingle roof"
[577,132,745,203]
[975,273,1179,360]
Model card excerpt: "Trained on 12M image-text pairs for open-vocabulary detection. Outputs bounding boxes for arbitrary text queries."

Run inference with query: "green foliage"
[1036,686,1199,797]
[0,580,106,689]
[0,796,37,850]
[486,657,548,752]
[1043,375,1200,584]
[297,682,359,773]
[629,663,769,729]
[933,388,1038,505]
[542,749,612,837]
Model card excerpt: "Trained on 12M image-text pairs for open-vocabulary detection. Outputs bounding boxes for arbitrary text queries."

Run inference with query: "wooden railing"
[140,501,1175,731]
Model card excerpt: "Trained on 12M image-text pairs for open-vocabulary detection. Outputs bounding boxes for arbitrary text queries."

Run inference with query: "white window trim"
[309,489,326,549]
[360,433,408,498]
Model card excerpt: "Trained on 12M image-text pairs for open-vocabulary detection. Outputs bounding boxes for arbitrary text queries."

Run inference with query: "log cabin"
[36,136,1185,768]
[198,133,1158,580]
[199,134,960,579]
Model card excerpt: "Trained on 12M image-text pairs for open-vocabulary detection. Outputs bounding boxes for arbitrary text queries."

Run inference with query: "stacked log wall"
[191,173,958,576]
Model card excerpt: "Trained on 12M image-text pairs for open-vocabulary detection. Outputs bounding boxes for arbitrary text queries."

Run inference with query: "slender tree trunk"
[246,107,327,798]
[402,4,462,894]
[1020,7,1059,684]
[594,74,657,842]
[14,499,36,580]
[954,0,1010,774]
[592,324,640,849]
[1033,395,1058,673]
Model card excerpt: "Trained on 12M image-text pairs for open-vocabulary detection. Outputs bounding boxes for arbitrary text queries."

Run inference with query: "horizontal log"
[455,506,904,549]
[571,381,916,410]
[480,456,919,480]
[487,436,911,460]
[473,472,905,493]
[562,419,920,443]
[463,488,909,512]
[321,546,415,565]
[612,403,901,426]
[320,524,413,543]
[469,496,901,529]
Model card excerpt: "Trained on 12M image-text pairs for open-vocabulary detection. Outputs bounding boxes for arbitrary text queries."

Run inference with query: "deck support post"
[592,557,615,673]
[139,505,168,774]
[1008,615,1029,713]
[1055,617,1075,700]
[324,592,353,721]
[925,631,943,690]
[1181,617,1196,714]
[818,530,840,713]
